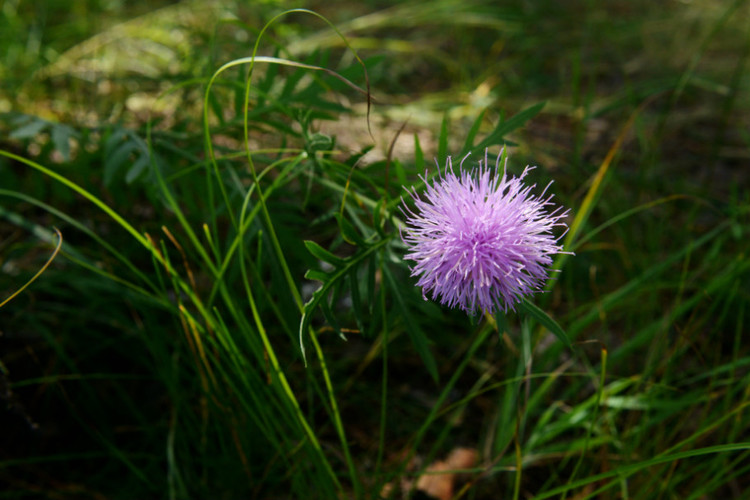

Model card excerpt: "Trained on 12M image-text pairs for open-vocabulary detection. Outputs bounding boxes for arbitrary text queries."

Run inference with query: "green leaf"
[493,309,509,336]
[335,213,366,246]
[304,240,346,267]
[394,159,407,186]
[414,133,424,172]
[372,198,387,238]
[306,132,334,154]
[534,443,750,499]
[348,268,366,336]
[104,141,137,187]
[304,269,331,283]
[281,60,309,98]
[126,155,149,184]
[475,101,546,151]
[383,264,439,382]
[50,123,78,162]
[518,297,571,348]
[320,298,346,340]
[462,108,487,153]
[9,115,48,140]
[438,113,448,162]
[299,236,391,361]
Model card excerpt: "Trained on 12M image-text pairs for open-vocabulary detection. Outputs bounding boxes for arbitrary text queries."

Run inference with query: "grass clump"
[1,1,749,499]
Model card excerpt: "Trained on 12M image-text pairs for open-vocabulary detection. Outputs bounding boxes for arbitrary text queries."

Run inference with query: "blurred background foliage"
[1,0,749,498]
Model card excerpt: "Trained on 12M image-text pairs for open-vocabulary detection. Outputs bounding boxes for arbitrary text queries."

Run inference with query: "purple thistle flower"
[400,149,570,315]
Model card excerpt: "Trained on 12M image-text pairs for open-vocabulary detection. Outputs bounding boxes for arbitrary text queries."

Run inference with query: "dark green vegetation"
[1,1,749,498]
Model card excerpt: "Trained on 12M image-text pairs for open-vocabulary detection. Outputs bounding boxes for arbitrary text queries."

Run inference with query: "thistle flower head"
[400,149,570,315]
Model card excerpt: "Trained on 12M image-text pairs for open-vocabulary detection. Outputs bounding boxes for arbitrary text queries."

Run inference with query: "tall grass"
[1,1,749,499]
